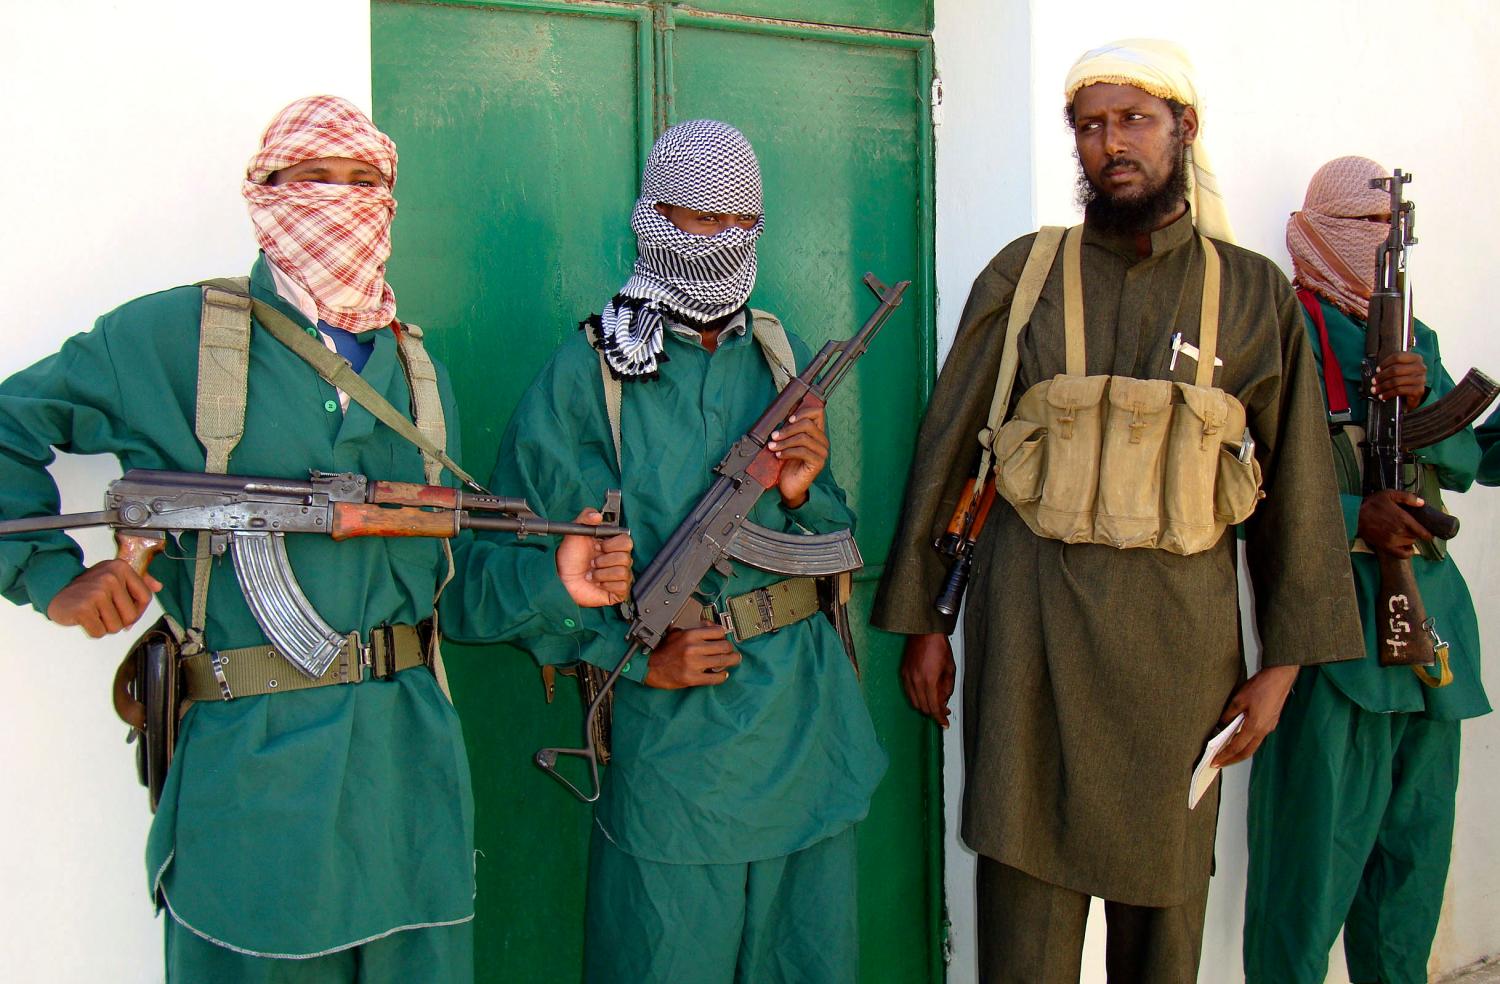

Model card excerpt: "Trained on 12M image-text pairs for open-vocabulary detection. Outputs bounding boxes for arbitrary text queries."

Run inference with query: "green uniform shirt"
[0,257,578,957]
[872,213,1364,906]
[488,316,887,865]
[1476,406,1500,487]
[1304,297,1489,720]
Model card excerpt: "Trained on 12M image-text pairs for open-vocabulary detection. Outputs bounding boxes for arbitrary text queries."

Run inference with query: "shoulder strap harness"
[189,278,459,695]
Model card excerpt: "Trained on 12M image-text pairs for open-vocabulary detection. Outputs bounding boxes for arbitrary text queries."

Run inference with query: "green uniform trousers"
[584,823,858,984]
[976,856,1211,984]
[1244,667,1459,984]
[165,917,472,983]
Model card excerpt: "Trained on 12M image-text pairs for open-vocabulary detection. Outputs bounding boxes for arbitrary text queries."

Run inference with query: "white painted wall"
[0,3,370,980]
[933,0,1500,981]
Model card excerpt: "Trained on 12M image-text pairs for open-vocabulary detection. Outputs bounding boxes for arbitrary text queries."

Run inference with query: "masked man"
[1242,155,1490,984]
[0,95,631,982]
[490,119,886,983]
[872,41,1361,983]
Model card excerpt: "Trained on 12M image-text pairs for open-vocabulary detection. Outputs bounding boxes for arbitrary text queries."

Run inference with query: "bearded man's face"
[1070,83,1196,235]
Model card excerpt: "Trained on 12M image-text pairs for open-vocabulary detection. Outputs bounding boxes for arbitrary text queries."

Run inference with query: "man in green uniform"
[0,96,631,982]
[490,119,886,983]
[872,41,1362,983]
[1242,155,1490,984]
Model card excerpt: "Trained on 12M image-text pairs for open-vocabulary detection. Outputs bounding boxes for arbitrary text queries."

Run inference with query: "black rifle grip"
[1402,502,1459,540]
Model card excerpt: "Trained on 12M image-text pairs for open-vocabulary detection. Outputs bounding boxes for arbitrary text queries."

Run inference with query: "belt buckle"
[416,618,436,669]
[209,651,233,701]
[343,635,365,685]
[713,604,737,640]
[382,623,400,681]
[752,588,776,634]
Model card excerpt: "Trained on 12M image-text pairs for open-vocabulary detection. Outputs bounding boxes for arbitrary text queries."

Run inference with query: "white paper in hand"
[1189,713,1245,810]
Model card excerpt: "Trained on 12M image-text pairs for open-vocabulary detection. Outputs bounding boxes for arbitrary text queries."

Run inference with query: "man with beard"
[1242,156,1489,984]
[0,96,631,981]
[872,40,1361,983]
[491,119,886,983]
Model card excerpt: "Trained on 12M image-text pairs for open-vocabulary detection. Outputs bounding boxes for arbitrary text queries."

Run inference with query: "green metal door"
[372,3,938,980]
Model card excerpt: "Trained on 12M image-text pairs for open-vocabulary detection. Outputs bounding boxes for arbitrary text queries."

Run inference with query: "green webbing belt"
[180,623,428,702]
[719,576,820,642]
[197,279,481,491]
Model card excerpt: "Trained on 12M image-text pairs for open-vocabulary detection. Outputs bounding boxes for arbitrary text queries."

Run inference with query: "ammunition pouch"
[994,374,1264,555]
[112,617,183,813]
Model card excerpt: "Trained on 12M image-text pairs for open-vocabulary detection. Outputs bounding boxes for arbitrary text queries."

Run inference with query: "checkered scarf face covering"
[243,96,399,333]
[595,120,764,379]
[1287,156,1391,319]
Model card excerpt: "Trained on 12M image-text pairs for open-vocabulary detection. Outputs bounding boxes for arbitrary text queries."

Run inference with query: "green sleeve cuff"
[780,481,851,534]
[25,549,87,617]
[519,545,587,635]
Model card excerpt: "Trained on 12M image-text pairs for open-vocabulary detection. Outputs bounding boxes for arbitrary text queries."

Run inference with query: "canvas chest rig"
[985,226,1264,555]
[187,278,457,697]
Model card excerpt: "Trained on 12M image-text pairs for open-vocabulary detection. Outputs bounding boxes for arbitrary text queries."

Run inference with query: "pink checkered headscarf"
[1287,156,1390,319]
[243,96,399,333]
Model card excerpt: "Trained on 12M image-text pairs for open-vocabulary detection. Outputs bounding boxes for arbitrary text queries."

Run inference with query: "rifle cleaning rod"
[460,515,628,538]
[0,510,118,535]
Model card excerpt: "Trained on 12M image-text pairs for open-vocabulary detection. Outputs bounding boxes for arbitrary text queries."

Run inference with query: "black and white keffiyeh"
[589,119,764,379]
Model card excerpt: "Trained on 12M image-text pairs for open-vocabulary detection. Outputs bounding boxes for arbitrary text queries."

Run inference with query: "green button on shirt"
[487,317,887,865]
[0,256,582,957]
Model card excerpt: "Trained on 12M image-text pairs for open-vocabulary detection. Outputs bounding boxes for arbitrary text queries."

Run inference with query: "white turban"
[1065,39,1234,243]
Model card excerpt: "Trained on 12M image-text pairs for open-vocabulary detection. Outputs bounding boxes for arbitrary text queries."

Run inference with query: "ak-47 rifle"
[0,468,625,678]
[1361,170,1498,667]
[535,272,911,803]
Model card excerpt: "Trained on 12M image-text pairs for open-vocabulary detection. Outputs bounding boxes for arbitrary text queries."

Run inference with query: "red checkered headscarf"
[1287,156,1390,319]
[243,96,399,333]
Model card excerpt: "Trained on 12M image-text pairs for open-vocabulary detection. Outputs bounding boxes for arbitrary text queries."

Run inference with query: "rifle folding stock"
[536,272,911,803]
[0,468,626,678]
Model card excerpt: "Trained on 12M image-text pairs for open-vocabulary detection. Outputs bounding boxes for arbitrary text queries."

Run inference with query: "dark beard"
[1075,143,1191,236]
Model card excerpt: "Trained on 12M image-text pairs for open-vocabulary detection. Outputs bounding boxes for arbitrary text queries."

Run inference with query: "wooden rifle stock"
[934,477,997,617]
[1374,551,1436,666]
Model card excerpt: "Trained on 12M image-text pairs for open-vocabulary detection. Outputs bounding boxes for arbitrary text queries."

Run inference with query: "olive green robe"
[871,213,1363,906]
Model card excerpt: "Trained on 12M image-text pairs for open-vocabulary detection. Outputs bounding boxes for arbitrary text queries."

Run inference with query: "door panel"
[685,0,932,34]
[373,2,938,980]
[374,4,649,977]
[670,24,928,552]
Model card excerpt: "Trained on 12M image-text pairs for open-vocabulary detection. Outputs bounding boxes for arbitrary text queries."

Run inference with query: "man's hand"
[46,559,162,638]
[900,632,956,728]
[1358,489,1433,558]
[769,406,829,509]
[1371,351,1427,409]
[644,623,741,689]
[555,509,634,607]
[1212,664,1299,767]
